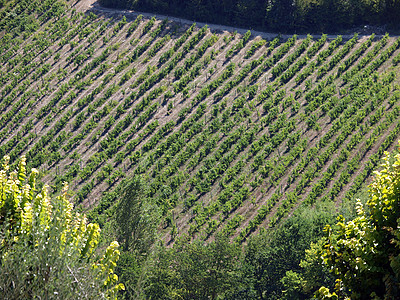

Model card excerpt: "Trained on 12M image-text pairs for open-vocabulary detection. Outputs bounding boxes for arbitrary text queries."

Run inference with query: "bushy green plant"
[316,142,400,299]
[0,155,124,299]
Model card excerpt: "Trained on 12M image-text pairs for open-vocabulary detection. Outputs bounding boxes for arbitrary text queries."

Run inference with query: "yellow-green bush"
[0,155,124,299]
[318,142,400,299]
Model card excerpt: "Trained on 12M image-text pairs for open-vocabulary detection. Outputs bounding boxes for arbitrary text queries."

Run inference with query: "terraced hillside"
[1,0,400,243]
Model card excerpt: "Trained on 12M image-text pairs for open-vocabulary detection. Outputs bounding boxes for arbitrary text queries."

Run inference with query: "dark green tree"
[114,175,160,298]
[115,175,159,253]
[228,202,342,299]
[266,0,296,31]
[144,234,241,299]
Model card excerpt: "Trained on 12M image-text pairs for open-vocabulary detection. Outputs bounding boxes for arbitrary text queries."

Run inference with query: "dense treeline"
[99,0,400,32]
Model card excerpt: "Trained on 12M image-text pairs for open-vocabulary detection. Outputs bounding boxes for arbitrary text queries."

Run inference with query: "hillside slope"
[1,0,400,242]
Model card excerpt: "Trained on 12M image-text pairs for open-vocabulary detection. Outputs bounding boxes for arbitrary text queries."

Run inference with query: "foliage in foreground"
[0,155,124,299]
[314,142,400,299]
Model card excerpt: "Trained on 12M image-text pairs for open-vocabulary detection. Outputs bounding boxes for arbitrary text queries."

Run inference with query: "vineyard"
[1,0,400,243]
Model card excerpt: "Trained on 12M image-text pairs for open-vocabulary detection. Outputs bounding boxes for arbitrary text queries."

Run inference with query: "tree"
[0,155,124,299]
[280,239,335,299]
[317,143,400,299]
[266,0,296,31]
[114,175,159,254]
[114,175,160,298]
[228,202,341,299]
[144,234,241,299]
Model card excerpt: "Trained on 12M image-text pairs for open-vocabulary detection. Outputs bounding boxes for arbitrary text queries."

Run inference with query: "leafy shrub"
[0,155,124,299]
